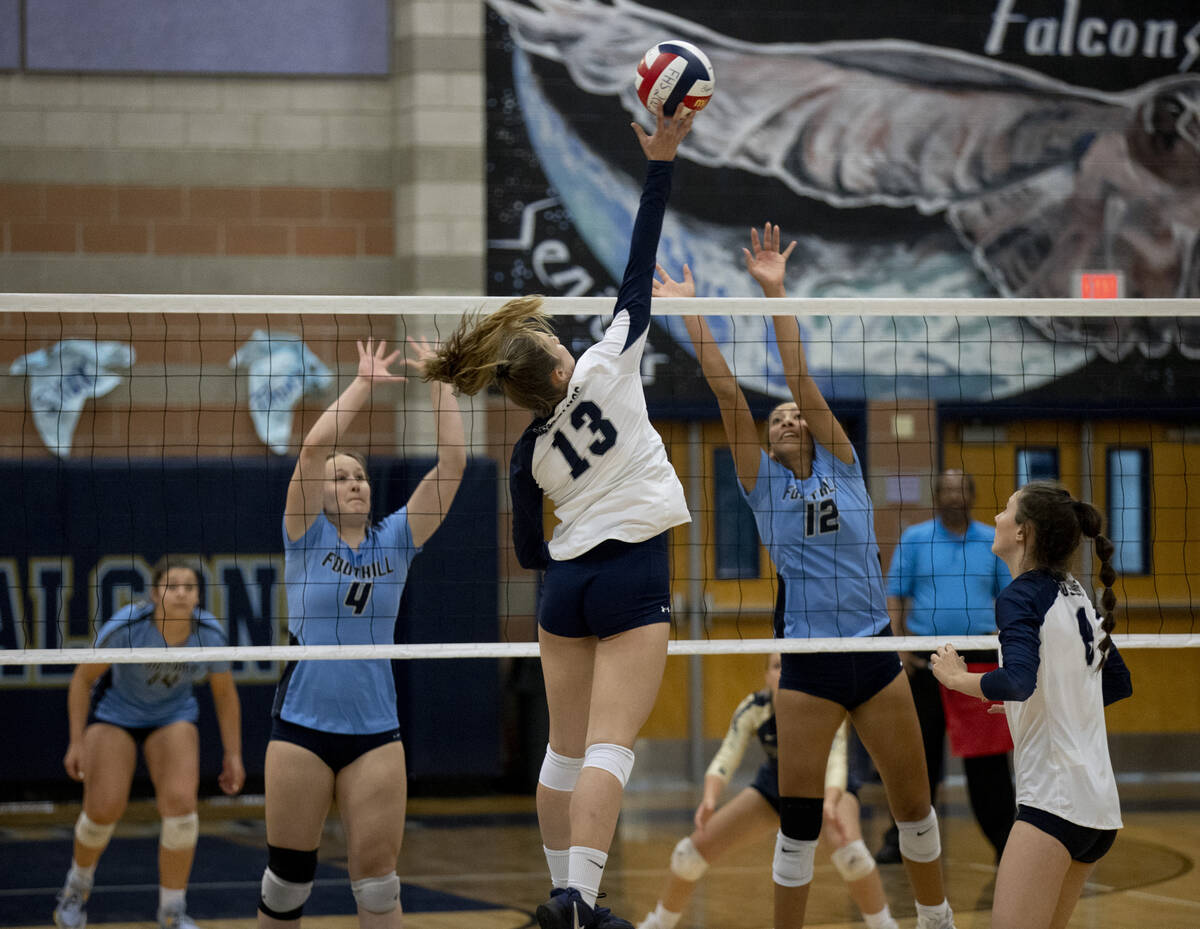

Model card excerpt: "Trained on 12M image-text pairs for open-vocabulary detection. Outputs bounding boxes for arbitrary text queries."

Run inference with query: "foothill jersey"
[90,602,228,728]
[276,509,419,734]
[510,161,690,567]
[743,443,889,639]
[982,570,1132,830]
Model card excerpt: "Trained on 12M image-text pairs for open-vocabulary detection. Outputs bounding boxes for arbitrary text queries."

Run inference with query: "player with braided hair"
[931,480,1132,929]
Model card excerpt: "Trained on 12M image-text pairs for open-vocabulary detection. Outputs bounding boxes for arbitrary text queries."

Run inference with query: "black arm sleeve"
[1101,644,1133,706]
[509,428,548,571]
[613,160,674,352]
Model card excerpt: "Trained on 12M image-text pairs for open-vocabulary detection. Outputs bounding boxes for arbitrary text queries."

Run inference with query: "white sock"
[158,887,186,912]
[67,861,96,888]
[915,899,952,928]
[864,904,897,929]
[568,845,608,908]
[654,902,682,929]
[544,845,570,889]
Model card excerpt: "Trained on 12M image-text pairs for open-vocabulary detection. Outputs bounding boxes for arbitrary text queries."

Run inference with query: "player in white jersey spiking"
[932,481,1132,929]
[257,337,465,929]
[54,558,243,929]
[657,224,956,929]
[425,109,696,929]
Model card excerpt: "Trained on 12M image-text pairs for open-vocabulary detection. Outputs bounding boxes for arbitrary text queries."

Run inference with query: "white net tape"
[2,634,1197,666]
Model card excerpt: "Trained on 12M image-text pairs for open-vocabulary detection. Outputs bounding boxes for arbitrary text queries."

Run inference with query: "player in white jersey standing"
[656,225,955,929]
[424,109,695,929]
[931,481,1132,929]
[55,558,243,929]
[257,337,465,929]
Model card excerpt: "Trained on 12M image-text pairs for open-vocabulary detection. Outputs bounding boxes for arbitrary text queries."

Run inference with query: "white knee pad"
[772,830,817,887]
[670,836,709,882]
[351,872,401,914]
[159,812,199,850]
[831,839,877,882]
[260,868,313,917]
[897,809,941,863]
[74,812,116,848]
[538,744,584,792]
[582,742,635,787]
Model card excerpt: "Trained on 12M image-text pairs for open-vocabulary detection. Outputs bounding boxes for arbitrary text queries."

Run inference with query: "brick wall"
[0,0,486,296]
[1,183,393,258]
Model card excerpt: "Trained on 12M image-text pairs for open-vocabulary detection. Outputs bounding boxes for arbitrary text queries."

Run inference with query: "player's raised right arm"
[284,338,404,542]
[658,261,761,493]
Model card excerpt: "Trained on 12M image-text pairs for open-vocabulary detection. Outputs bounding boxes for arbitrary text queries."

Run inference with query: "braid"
[1087,529,1119,669]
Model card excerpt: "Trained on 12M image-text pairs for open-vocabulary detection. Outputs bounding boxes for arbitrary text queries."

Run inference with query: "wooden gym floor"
[2,779,1198,929]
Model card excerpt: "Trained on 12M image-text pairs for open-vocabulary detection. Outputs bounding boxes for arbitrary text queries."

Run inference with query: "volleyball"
[635,40,715,117]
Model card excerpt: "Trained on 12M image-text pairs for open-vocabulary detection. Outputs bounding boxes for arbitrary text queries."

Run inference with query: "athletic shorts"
[87,712,194,746]
[538,532,670,639]
[1017,805,1117,863]
[750,760,860,814]
[750,761,781,812]
[270,717,402,774]
[779,629,902,710]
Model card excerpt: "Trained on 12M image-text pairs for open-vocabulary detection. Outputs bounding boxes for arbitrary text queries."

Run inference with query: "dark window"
[1107,448,1150,575]
[1016,447,1059,487]
[713,448,759,580]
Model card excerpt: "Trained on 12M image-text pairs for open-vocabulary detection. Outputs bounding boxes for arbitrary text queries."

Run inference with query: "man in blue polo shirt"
[876,469,1015,865]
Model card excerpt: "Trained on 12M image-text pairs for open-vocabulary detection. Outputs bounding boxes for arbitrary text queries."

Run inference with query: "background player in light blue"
[659,224,955,929]
[257,337,465,929]
[425,110,695,929]
[54,558,243,929]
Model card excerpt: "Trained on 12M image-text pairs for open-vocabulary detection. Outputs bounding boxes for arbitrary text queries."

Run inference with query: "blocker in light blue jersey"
[743,443,889,639]
[90,602,229,729]
[275,508,419,734]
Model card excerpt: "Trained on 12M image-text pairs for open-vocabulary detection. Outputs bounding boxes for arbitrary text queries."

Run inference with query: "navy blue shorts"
[1017,805,1117,863]
[270,717,402,774]
[750,761,781,812]
[749,760,859,814]
[779,630,902,710]
[539,532,671,639]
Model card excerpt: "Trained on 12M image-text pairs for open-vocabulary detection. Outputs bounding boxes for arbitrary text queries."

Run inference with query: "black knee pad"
[267,844,319,883]
[259,845,319,920]
[779,796,824,841]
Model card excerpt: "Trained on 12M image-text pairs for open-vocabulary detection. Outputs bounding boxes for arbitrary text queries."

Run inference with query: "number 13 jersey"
[510,161,690,566]
[524,309,689,562]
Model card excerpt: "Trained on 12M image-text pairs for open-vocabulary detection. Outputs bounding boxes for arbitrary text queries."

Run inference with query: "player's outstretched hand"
[356,338,406,384]
[402,336,441,379]
[743,223,796,299]
[632,108,696,161]
[653,263,695,298]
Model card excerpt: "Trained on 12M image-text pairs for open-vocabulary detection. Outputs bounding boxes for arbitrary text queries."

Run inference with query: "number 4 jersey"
[276,509,419,733]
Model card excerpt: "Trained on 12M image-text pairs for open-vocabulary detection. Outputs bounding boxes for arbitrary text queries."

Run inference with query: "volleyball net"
[1,294,1198,669]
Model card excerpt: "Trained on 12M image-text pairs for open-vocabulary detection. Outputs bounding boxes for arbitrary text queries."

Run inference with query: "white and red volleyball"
[635,40,715,117]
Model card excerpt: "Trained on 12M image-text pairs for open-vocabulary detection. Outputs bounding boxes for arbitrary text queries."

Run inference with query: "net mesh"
[1,295,1197,670]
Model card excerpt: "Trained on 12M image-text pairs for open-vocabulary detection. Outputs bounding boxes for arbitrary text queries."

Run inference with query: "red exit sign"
[1077,272,1122,299]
